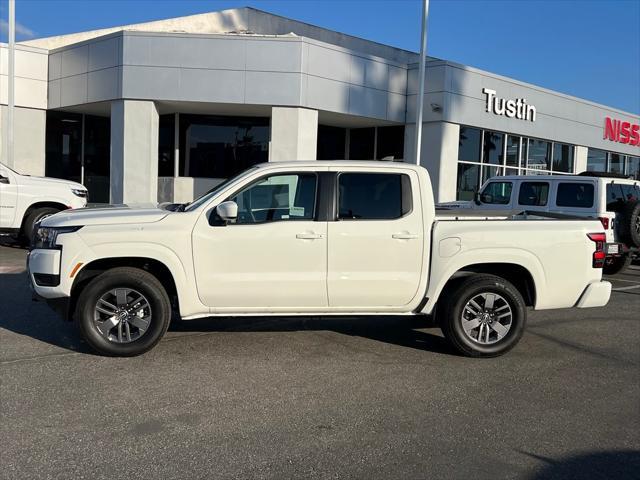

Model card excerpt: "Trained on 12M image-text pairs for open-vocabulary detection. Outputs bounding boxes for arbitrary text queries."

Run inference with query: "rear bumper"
[576,281,612,308]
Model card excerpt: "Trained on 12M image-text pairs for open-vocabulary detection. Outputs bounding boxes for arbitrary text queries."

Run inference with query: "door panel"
[192,171,328,310]
[327,171,424,308]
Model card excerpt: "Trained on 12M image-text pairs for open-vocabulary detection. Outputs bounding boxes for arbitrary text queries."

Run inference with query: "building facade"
[1,7,638,204]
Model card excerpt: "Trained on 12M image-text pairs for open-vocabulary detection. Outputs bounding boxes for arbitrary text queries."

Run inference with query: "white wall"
[0,44,48,172]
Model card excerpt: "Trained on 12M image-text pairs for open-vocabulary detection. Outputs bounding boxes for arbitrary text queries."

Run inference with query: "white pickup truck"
[28,161,611,357]
[0,162,88,243]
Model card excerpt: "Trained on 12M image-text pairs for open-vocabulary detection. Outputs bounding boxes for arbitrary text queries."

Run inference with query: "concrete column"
[574,145,588,174]
[269,107,318,161]
[406,121,460,202]
[110,100,159,204]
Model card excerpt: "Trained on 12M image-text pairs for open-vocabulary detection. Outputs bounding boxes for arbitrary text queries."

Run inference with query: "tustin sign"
[483,88,536,122]
[603,117,640,147]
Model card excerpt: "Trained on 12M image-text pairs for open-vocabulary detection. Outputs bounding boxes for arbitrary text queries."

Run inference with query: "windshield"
[184,166,260,212]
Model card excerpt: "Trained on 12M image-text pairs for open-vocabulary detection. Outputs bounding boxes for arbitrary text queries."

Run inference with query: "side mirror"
[215,200,238,223]
[474,192,482,205]
[0,175,9,184]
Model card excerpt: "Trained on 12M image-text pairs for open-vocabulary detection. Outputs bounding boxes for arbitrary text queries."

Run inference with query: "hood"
[21,175,85,190]
[41,205,169,227]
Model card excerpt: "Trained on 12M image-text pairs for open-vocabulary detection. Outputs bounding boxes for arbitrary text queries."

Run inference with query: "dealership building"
[1,7,639,204]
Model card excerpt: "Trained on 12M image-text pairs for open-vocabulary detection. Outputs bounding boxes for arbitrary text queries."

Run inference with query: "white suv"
[439,172,640,274]
[0,162,88,243]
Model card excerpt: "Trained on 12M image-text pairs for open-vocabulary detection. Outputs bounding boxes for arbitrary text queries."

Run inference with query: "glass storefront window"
[458,127,482,162]
[627,156,640,180]
[482,131,503,165]
[158,114,175,176]
[587,148,607,172]
[552,143,574,173]
[349,128,375,160]
[505,136,520,168]
[83,115,110,203]
[608,153,624,174]
[179,115,269,178]
[482,165,502,185]
[45,112,83,185]
[376,126,405,160]
[317,125,346,160]
[456,163,480,201]
[526,138,551,172]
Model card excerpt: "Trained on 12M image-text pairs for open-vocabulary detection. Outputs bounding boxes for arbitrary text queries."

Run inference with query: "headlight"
[71,188,88,198]
[32,226,82,250]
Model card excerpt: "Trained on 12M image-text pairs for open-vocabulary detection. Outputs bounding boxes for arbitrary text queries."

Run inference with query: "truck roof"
[254,160,424,171]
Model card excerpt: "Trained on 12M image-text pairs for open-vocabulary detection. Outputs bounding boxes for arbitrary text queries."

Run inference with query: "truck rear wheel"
[75,267,171,356]
[440,275,526,357]
[603,254,631,275]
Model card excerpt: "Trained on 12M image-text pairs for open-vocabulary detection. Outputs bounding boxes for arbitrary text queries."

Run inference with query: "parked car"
[0,162,88,244]
[28,161,611,358]
[439,172,640,275]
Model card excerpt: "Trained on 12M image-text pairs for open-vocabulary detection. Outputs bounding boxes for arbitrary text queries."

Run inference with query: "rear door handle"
[392,233,419,240]
[296,233,324,240]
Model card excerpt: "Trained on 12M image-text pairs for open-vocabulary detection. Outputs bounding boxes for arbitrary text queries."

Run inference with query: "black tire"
[603,254,631,276]
[440,274,526,358]
[75,267,171,356]
[22,207,61,244]
[619,201,640,248]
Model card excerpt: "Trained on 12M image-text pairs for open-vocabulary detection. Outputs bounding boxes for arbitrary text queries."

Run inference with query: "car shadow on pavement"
[521,449,640,480]
[0,272,93,355]
[168,314,456,356]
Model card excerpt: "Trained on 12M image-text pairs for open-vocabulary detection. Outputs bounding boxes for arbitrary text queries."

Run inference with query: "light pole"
[413,0,429,165]
[7,0,15,169]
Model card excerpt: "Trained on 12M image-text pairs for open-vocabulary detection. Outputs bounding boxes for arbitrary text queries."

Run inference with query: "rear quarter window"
[556,183,595,208]
[518,182,549,206]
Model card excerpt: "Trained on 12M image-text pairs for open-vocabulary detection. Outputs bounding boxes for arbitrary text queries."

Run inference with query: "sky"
[2,0,639,114]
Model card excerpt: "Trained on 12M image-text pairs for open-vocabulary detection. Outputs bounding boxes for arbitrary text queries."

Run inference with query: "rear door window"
[480,181,513,205]
[518,182,550,206]
[556,183,595,208]
[620,184,639,203]
[606,184,626,212]
[338,173,411,220]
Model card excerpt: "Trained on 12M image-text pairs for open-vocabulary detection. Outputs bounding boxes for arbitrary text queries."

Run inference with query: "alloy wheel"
[92,288,152,343]
[461,292,513,345]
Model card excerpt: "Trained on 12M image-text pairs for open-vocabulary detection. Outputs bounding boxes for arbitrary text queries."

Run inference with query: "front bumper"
[576,281,612,308]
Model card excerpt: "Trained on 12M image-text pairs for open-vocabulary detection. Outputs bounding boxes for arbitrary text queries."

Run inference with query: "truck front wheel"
[440,275,526,357]
[75,267,171,356]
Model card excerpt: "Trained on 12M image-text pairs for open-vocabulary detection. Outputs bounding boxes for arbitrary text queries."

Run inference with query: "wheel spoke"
[98,298,118,313]
[497,312,512,320]
[462,317,481,334]
[117,321,123,342]
[98,316,118,338]
[468,298,483,313]
[128,315,150,332]
[125,322,132,342]
[490,321,509,339]
[115,289,128,307]
[483,294,496,310]
[96,305,117,316]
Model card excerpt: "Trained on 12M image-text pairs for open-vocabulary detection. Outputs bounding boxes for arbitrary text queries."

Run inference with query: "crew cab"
[28,161,611,357]
[0,162,88,243]
[439,172,640,275]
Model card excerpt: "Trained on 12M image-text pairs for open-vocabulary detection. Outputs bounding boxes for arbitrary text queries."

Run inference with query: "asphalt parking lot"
[1,242,639,480]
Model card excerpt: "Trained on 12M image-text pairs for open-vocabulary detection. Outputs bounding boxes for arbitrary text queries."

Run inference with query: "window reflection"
[179,115,269,178]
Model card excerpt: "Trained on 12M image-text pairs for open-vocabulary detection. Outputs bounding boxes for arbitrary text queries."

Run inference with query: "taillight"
[587,232,607,268]
[598,217,609,229]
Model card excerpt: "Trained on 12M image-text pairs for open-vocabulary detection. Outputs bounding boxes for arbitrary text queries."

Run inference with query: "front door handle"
[392,232,419,240]
[296,232,324,240]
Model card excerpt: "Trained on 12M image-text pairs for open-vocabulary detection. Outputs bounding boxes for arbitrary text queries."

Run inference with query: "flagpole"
[414,0,429,165]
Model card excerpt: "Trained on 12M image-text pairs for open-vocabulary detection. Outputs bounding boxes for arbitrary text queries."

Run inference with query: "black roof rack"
[577,171,634,180]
